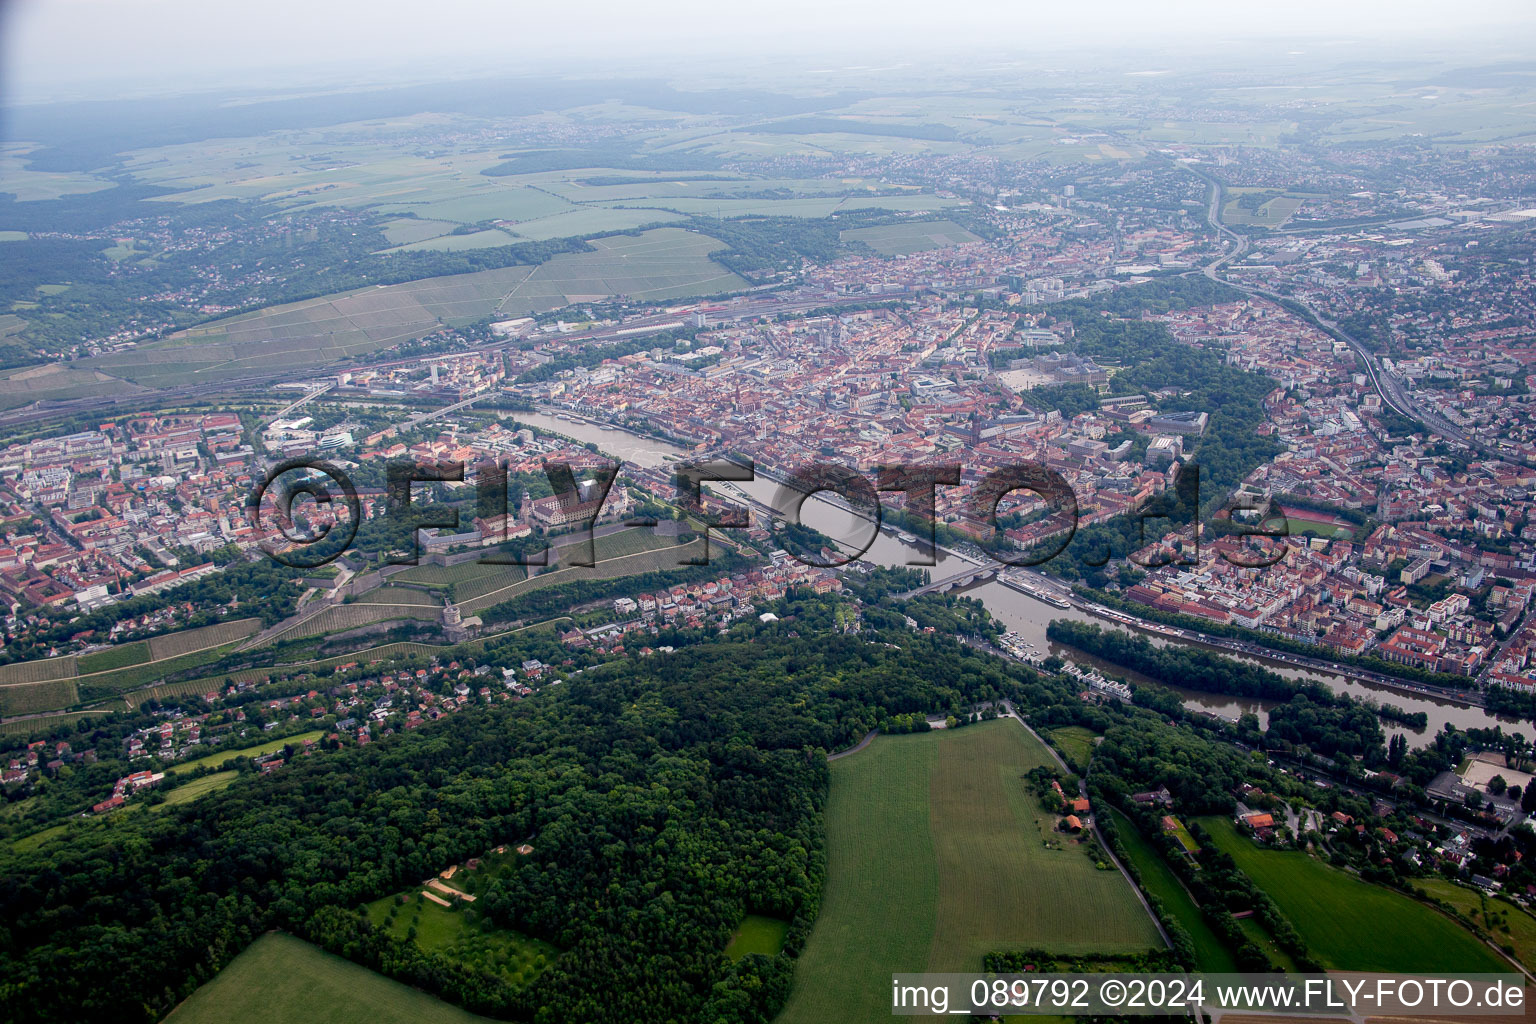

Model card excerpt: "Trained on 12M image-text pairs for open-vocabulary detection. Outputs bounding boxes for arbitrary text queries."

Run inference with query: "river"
[502,410,1522,744]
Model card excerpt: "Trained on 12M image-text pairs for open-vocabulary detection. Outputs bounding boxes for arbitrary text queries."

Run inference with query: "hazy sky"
[4,0,1535,105]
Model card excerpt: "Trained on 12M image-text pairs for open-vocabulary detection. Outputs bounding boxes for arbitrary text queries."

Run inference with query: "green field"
[78,641,151,674]
[146,618,262,660]
[354,585,443,607]
[1201,817,1506,971]
[11,822,71,853]
[776,720,1160,1024]
[88,265,535,388]
[1044,725,1097,772]
[1283,516,1354,541]
[493,228,744,310]
[1105,809,1238,972]
[0,710,109,736]
[0,621,261,715]
[1417,878,1536,971]
[725,915,789,960]
[457,536,707,616]
[0,362,148,412]
[1222,194,1305,227]
[69,227,740,396]
[364,849,558,990]
[73,642,249,704]
[840,219,980,254]
[0,677,80,717]
[0,653,76,685]
[163,932,500,1024]
[169,731,325,775]
[379,217,460,246]
[158,770,240,808]
[263,601,442,645]
[383,227,522,253]
[1235,913,1300,971]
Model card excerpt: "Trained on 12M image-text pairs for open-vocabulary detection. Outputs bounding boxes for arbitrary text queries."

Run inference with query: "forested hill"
[0,615,1064,1024]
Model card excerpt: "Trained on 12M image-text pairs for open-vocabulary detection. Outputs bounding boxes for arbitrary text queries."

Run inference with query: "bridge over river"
[895,566,997,599]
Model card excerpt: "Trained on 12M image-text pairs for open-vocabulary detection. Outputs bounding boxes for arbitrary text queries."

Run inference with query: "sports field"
[775,720,1160,1024]
[840,219,980,254]
[1105,809,1238,972]
[162,932,500,1024]
[1200,817,1507,971]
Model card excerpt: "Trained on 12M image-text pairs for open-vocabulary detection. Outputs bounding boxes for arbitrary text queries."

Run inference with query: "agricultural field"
[0,677,80,717]
[1416,878,1536,971]
[65,226,739,398]
[391,559,508,587]
[364,848,558,991]
[451,567,530,604]
[379,217,460,246]
[724,915,789,960]
[87,264,535,389]
[1105,809,1239,972]
[497,205,684,241]
[383,227,522,253]
[157,770,240,808]
[77,641,150,674]
[495,228,744,309]
[354,585,444,607]
[168,730,325,775]
[11,822,71,854]
[0,362,146,412]
[0,143,114,201]
[1200,817,1507,971]
[162,932,501,1024]
[457,537,707,615]
[840,219,980,254]
[0,710,107,736]
[589,525,679,560]
[1044,725,1097,772]
[262,601,441,644]
[146,618,262,660]
[776,720,1159,1024]
[74,643,249,704]
[0,653,76,685]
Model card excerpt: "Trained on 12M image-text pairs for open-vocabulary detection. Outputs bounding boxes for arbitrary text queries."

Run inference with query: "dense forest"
[0,605,1064,1024]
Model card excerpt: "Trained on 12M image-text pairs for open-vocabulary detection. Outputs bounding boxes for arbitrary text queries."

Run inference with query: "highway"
[1188,169,1531,470]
